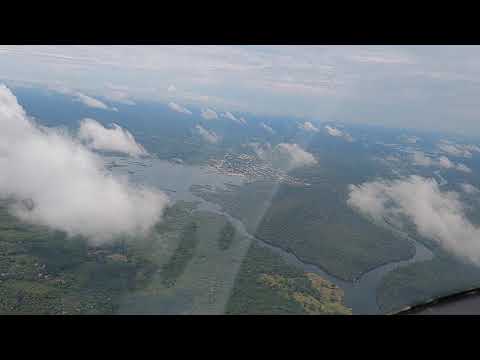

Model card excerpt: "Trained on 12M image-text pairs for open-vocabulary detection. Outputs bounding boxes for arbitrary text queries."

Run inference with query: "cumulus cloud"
[78,118,147,157]
[168,102,192,115]
[195,124,219,144]
[221,111,246,125]
[347,175,480,265]
[461,183,480,194]
[167,85,176,92]
[299,121,319,132]
[0,84,169,244]
[465,144,480,153]
[103,90,136,105]
[437,156,471,173]
[75,92,114,111]
[437,141,474,158]
[411,151,472,173]
[51,86,116,111]
[325,125,354,142]
[406,136,420,144]
[275,143,317,169]
[438,155,455,169]
[221,111,236,121]
[325,125,343,137]
[411,151,435,167]
[260,122,275,134]
[457,163,472,173]
[399,135,421,144]
[201,108,218,120]
[247,142,316,169]
[248,142,272,161]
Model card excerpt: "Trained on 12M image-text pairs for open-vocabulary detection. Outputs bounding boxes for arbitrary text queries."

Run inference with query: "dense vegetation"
[160,222,199,287]
[218,221,236,251]
[226,242,351,315]
[192,179,415,281]
[377,252,480,313]
[0,200,208,314]
[0,204,147,314]
[11,85,480,314]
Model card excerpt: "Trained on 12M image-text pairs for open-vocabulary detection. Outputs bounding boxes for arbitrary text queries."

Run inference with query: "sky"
[1,45,480,135]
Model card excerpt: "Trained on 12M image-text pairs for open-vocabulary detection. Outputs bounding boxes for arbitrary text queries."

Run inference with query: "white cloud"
[411,151,472,173]
[167,85,176,92]
[275,143,317,169]
[0,84,169,244]
[325,125,343,137]
[195,124,219,144]
[103,90,136,105]
[75,92,113,111]
[49,85,116,111]
[221,111,246,125]
[260,122,275,134]
[325,125,354,142]
[248,142,316,169]
[344,134,354,142]
[168,102,192,115]
[299,121,319,132]
[438,155,455,169]
[461,183,480,194]
[412,151,435,166]
[349,53,413,65]
[248,142,272,161]
[347,175,480,265]
[407,136,420,144]
[78,118,147,157]
[221,111,236,122]
[438,142,473,158]
[384,155,401,163]
[465,144,480,153]
[7,46,480,134]
[400,135,421,144]
[457,163,472,173]
[201,108,218,120]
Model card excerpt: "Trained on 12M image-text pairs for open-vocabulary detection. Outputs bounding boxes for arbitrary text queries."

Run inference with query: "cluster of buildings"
[209,153,307,186]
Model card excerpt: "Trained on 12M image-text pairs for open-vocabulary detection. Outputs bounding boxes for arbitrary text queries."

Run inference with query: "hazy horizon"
[1,45,480,136]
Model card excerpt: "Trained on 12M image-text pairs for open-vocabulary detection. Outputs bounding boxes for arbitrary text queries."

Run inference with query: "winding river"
[106,155,434,314]
[205,205,434,314]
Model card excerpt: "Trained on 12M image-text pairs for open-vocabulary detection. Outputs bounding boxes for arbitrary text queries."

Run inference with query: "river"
[105,155,434,314]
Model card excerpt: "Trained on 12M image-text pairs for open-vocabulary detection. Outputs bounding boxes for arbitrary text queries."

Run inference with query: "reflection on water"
[104,156,245,202]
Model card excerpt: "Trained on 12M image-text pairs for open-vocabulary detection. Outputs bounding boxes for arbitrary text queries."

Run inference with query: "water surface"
[106,155,434,314]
